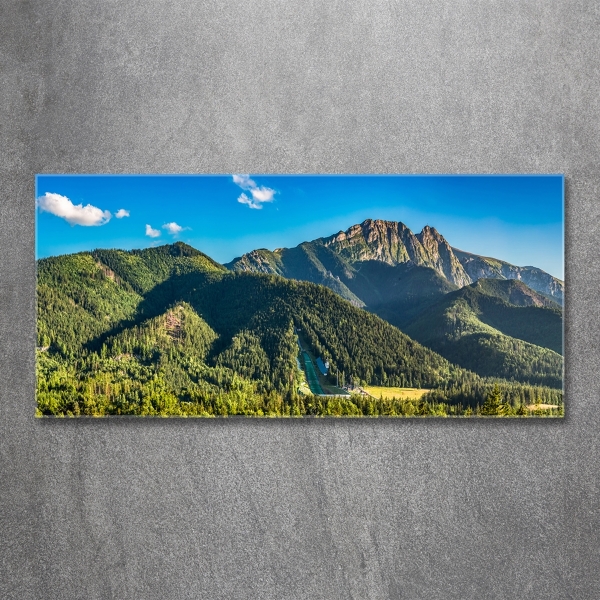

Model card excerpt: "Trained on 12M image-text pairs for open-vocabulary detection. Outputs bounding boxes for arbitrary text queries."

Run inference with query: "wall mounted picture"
[36,174,564,417]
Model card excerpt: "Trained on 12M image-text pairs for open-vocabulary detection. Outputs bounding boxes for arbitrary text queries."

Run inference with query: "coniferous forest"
[37,240,563,418]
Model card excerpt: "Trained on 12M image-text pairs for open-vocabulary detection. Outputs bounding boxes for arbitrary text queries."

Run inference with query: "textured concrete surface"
[1,1,599,598]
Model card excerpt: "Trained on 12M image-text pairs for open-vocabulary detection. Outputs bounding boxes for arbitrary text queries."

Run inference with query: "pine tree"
[481,383,502,416]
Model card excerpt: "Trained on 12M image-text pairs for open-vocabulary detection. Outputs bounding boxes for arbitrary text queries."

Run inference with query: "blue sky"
[36,174,564,279]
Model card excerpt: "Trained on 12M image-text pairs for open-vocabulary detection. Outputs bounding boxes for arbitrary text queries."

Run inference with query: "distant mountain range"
[226,219,563,306]
[35,219,564,417]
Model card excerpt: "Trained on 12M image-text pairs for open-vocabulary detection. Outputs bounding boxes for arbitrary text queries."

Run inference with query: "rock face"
[468,278,560,309]
[318,219,472,287]
[416,225,471,288]
[231,249,284,275]
[321,220,418,265]
[453,249,563,304]
[226,219,564,304]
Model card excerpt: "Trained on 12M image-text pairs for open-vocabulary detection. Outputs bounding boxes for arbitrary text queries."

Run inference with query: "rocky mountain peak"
[226,218,562,302]
[316,218,471,285]
[361,218,406,229]
[418,225,444,242]
[321,219,415,266]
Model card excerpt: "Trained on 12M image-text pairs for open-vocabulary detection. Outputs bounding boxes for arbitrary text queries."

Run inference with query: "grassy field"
[363,386,430,400]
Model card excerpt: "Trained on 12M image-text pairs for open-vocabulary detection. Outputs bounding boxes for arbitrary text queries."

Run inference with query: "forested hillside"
[37,243,563,417]
[403,280,563,387]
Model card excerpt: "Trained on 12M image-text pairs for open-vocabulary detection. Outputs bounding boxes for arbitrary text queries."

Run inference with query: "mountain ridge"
[226,218,563,304]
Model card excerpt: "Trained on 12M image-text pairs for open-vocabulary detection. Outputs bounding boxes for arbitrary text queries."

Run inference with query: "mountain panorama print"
[36,175,564,418]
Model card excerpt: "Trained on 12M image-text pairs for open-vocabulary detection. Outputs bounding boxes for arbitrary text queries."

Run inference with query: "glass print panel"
[36,174,564,417]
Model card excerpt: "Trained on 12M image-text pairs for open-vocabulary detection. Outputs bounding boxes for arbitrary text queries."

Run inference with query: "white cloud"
[251,187,275,202]
[237,193,262,210]
[115,209,130,218]
[145,224,161,238]
[162,222,186,236]
[232,174,254,188]
[37,192,111,226]
[232,174,276,209]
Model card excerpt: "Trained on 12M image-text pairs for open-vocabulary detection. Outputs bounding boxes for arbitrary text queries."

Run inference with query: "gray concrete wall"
[1,1,598,598]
